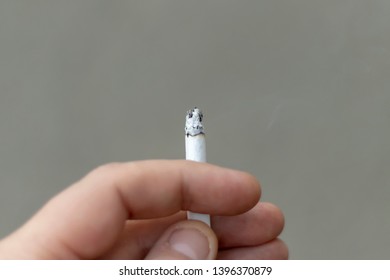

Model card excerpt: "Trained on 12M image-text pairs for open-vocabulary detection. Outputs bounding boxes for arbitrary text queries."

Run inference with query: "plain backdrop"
[1,1,390,259]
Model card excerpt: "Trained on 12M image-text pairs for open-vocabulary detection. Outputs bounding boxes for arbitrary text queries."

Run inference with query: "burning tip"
[185,107,204,136]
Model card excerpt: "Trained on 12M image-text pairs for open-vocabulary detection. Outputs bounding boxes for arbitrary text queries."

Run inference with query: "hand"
[0,160,287,259]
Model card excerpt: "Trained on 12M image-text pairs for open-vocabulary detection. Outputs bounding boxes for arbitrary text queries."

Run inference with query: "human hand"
[0,160,287,259]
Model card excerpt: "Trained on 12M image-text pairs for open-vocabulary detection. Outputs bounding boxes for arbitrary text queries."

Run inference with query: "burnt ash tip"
[185,107,204,136]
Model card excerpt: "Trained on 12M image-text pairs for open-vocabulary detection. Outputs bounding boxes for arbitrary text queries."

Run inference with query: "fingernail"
[168,228,210,260]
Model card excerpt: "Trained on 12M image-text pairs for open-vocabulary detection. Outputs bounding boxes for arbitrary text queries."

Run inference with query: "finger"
[145,220,218,260]
[8,160,260,259]
[80,160,260,218]
[217,239,289,260]
[213,202,285,249]
[101,202,284,259]
[102,213,186,259]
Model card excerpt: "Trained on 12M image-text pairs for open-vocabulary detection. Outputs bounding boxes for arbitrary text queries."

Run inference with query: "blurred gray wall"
[1,1,389,259]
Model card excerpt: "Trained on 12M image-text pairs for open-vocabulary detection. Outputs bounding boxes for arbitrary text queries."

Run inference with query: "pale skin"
[0,160,288,260]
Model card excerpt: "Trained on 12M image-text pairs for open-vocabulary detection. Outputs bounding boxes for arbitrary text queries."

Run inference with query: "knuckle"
[88,162,123,178]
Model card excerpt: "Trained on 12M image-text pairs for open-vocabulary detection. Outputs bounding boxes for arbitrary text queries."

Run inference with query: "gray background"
[1,1,389,259]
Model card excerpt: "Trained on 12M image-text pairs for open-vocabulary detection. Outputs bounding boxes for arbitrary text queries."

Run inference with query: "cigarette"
[185,107,211,226]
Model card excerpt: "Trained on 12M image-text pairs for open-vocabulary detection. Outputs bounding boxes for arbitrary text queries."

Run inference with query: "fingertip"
[261,202,285,236]
[225,169,262,213]
[146,220,218,260]
[277,239,289,260]
[242,171,261,202]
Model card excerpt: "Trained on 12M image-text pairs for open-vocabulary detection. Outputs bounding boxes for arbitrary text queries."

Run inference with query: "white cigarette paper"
[185,107,211,226]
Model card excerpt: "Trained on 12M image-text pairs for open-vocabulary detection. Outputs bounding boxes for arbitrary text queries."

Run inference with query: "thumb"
[145,220,218,260]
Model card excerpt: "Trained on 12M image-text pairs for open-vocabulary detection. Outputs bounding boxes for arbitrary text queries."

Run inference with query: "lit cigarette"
[185,107,211,226]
